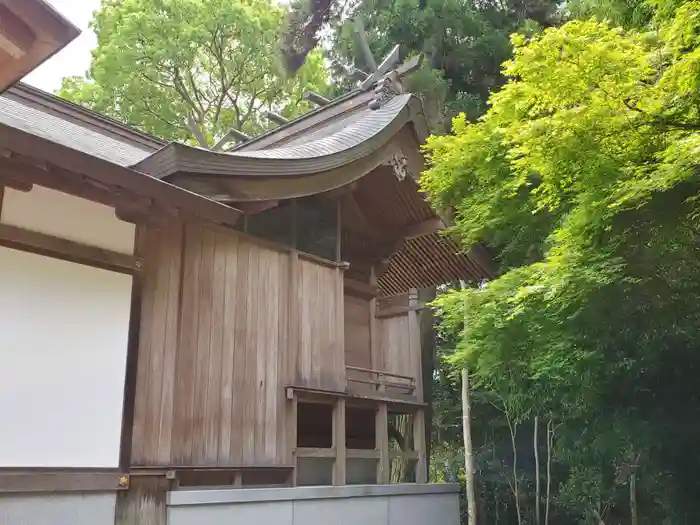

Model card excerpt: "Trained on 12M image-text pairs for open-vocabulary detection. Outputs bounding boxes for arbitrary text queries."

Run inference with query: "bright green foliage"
[424,5,700,523]
[58,0,328,146]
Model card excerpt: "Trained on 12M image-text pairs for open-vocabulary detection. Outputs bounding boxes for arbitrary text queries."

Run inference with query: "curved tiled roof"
[134,94,424,179]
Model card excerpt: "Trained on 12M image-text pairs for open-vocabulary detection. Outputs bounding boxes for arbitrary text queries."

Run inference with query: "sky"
[22,0,100,93]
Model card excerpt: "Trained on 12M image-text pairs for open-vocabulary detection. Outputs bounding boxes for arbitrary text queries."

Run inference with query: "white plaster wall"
[1,185,135,254]
[0,247,132,467]
[0,492,116,525]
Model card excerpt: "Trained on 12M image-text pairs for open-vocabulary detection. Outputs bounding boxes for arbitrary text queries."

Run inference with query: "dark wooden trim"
[286,385,426,409]
[344,278,378,298]
[0,185,4,217]
[298,250,348,270]
[0,470,129,493]
[130,465,294,472]
[375,304,423,318]
[0,223,140,274]
[119,227,145,469]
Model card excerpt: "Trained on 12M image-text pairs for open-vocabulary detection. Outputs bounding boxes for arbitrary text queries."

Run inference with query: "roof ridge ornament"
[368,71,405,110]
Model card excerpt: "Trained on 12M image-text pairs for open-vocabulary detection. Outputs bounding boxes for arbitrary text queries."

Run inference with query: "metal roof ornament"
[368,71,406,110]
[386,149,409,181]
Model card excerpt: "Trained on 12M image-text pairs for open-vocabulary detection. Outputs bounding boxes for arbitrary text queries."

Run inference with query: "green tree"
[59,0,328,147]
[423,3,700,523]
[282,0,561,132]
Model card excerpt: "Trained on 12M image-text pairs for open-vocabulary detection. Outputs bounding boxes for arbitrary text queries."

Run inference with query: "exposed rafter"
[265,111,289,126]
[303,91,331,107]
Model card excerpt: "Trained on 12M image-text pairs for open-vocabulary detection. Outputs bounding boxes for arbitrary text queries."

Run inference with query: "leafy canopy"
[423,6,700,520]
[59,0,328,147]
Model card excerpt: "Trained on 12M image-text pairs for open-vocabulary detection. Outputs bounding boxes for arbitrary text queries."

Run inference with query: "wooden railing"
[345,365,416,395]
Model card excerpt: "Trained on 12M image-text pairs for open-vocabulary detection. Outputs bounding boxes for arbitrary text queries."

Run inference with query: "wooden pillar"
[288,394,298,486]
[376,403,390,484]
[287,250,300,481]
[414,408,427,483]
[115,476,169,525]
[407,289,423,400]
[369,265,380,371]
[333,399,346,485]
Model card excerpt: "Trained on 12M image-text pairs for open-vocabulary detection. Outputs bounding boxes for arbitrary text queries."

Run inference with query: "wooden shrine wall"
[131,220,344,468]
[376,308,423,400]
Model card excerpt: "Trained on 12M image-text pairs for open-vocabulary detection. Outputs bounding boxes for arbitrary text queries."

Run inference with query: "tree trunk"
[534,415,541,525]
[506,413,522,525]
[461,368,477,525]
[545,420,553,525]
[630,471,638,525]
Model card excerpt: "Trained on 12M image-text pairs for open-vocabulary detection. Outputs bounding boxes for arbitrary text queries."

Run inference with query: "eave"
[0,122,243,229]
[0,0,79,93]
[134,95,428,201]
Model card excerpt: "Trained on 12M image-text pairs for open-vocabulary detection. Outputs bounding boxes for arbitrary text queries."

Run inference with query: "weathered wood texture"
[344,293,374,393]
[376,310,422,400]
[131,221,344,468]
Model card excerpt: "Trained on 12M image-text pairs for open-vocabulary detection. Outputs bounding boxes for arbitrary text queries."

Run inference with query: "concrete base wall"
[0,492,116,525]
[167,484,460,525]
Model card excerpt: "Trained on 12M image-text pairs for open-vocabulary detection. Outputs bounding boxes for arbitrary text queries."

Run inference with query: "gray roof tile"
[0,94,153,167]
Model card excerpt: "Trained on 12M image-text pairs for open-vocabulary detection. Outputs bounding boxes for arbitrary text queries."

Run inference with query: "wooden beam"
[344,278,378,298]
[0,172,32,192]
[288,396,298,485]
[414,409,427,483]
[0,132,243,229]
[0,5,35,59]
[296,447,336,459]
[407,289,423,400]
[119,229,145,470]
[319,182,357,200]
[0,470,128,493]
[369,265,381,372]
[286,385,426,408]
[0,156,177,222]
[402,217,445,240]
[0,223,141,273]
[229,200,279,214]
[375,303,423,319]
[347,449,380,459]
[303,92,330,106]
[333,399,346,485]
[265,111,289,126]
[376,403,390,484]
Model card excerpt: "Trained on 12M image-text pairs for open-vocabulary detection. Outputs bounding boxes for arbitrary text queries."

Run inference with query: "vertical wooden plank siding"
[377,314,414,381]
[131,221,184,465]
[131,221,343,468]
[296,258,345,391]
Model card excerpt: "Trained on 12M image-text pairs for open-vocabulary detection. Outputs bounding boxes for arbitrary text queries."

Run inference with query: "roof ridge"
[9,82,166,151]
